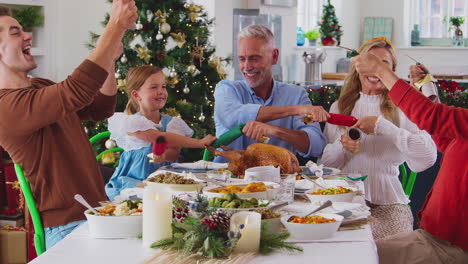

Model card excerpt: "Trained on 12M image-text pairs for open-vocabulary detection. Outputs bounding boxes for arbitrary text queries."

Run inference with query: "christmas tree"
[318,0,342,46]
[86,0,230,161]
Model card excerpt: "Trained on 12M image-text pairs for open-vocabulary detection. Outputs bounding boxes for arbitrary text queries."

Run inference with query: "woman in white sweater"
[320,37,437,240]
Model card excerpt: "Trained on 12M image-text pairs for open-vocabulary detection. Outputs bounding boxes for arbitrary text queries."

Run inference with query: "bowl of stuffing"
[84,200,142,239]
[305,186,357,203]
[281,213,343,240]
[146,171,205,192]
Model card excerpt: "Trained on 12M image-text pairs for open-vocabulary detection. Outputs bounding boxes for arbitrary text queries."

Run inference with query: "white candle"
[142,187,172,248]
[230,211,261,253]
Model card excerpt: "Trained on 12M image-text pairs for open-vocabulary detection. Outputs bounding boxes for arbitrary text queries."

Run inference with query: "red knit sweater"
[390,79,468,250]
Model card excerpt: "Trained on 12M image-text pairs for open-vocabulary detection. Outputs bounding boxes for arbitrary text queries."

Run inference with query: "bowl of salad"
[84,200,142,239]
[305,186,357,203]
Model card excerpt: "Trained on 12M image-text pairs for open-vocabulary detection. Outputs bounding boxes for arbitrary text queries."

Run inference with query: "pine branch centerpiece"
[146,194,302,263]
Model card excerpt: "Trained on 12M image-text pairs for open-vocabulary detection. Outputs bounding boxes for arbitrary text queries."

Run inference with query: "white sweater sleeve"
[319,102,350,169]
[375,113,437,172]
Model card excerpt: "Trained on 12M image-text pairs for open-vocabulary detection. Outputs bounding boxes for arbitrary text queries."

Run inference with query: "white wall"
[46,0,468,82]
[55,0,110,81]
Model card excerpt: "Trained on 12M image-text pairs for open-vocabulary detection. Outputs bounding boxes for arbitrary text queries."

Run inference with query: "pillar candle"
[142,187,172,248]
[230,211,261,253]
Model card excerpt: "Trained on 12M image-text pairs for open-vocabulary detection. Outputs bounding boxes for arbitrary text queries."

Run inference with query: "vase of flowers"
[449,16,465,46]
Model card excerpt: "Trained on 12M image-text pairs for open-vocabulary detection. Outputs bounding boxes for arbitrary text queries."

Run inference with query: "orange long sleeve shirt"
[0,60,116,227]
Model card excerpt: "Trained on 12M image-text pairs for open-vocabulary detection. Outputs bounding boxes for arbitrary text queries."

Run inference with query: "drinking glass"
[276,174,296,203]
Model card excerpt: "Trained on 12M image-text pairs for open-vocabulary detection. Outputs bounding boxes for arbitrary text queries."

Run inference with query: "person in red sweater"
[351,53,468,263]
[0,1,137,249]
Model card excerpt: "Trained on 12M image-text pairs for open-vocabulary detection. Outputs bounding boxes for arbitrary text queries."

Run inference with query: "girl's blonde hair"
[338,37,400,126]
[124,65,162,115]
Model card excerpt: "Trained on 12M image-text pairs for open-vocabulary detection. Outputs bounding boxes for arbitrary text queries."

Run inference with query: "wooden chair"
[14,164,46,256]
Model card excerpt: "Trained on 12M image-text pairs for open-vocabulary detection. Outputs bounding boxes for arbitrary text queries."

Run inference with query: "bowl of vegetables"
[84,200,142,239]
[281,213,343,240]
[305,186,357,203]
[203,181,279,200]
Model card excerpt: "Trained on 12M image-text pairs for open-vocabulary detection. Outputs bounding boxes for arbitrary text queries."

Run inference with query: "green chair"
[89,131,124,163]
[202,124,245,161]
[400,163,418,198]
[14,164,46,256]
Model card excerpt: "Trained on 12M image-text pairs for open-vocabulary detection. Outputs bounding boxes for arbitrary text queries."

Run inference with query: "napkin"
[171,160,228,170]
[305,161,324,177]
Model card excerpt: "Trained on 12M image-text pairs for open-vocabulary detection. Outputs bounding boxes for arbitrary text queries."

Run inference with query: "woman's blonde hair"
[338,37,400,126]
[124,65,162,115]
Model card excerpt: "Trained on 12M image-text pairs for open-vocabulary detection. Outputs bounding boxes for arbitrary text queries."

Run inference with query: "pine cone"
[209,209,230,230]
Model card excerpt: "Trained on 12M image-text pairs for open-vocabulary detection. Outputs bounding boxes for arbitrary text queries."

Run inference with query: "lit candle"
[230,211,261,253]
[142,186,172,248]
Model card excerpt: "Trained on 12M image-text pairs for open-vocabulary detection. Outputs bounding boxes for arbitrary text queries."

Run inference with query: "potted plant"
[449,16,465,46]
[305,30,320,46]
[12,6,44,33]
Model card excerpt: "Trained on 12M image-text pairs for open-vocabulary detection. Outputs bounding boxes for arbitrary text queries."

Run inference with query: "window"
[412,0,468,38]
[296,0,323,32]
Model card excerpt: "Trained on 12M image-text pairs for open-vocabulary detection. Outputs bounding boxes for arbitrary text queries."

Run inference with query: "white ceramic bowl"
[305,187,357,203]
[281,213,344,240]
[146,181,205,193]
[84,209,142,239]
[203,182,279,200]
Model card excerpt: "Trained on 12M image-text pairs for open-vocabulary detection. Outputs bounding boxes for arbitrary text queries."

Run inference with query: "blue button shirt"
[214,79,326,162]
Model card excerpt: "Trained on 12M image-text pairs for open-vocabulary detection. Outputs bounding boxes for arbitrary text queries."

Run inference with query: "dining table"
[30,172,378,264]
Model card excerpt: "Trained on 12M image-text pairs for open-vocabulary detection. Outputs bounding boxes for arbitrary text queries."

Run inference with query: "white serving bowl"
[203,182,279,200]
[146,181,205,193]
[305,187,357,203]
[281,213,344,240]
[84,209,142,239]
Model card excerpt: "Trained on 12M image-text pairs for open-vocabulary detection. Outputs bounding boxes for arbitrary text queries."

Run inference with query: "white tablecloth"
[30,179,378,264]
[30,222,377,264]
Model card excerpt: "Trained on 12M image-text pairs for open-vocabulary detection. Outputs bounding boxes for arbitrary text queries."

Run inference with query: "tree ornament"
[105,139,117,149]
[155,31,163,40]
[160,22,171,34]
[135,19,143,30]
[117,78,126,91]
[183,86,190,94]
[154,50,167,61]
[84,126,88,135]
[185,3,202,22]
[146,9,154,23]
[191,45,205,66]
[146,36,153,42]
[167,77,179,87]
[169,68,178,78]
[187,64,197,75]
[120,54,127,64]
[114,71,121,79]
[154,10,167,23]
[136,46,151,62]
[208,55,226,79]
[184,2,191,8]
[170,32,186,48]
[199,113,205,122]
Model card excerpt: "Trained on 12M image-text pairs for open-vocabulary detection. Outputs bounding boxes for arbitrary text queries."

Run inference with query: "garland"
[149,195,302,262]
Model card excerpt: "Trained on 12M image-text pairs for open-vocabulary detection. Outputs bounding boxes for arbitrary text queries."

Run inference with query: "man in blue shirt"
[214,24,328,162]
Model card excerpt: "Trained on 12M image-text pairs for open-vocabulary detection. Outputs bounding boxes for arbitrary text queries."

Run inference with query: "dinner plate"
[300,166,340,176]
[158,165,212,173]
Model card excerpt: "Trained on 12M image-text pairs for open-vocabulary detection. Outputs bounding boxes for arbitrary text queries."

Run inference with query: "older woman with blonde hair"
[320,37,437,239]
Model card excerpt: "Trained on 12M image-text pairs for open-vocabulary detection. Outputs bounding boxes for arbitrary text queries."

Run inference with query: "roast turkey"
[207,143,302,176]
